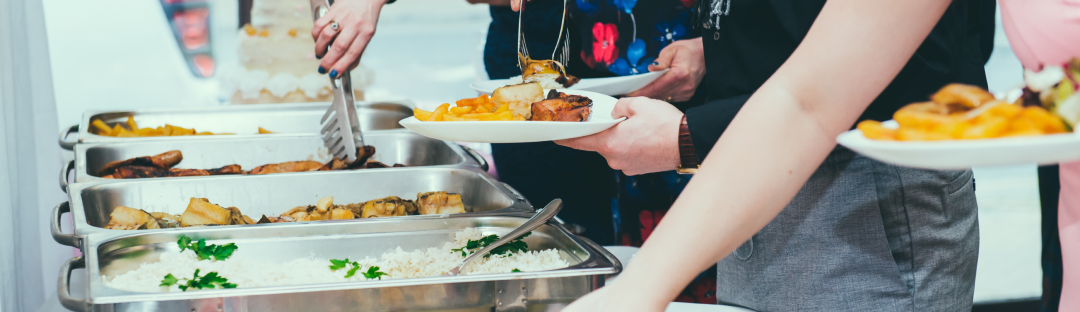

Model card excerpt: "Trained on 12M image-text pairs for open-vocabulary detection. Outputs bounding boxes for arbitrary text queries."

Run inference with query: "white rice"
[105,228,568,293]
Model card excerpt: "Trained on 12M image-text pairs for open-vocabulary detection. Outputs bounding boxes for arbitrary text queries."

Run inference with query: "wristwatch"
[677,114,699,174]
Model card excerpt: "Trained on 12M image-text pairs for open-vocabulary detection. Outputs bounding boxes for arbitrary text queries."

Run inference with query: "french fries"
[861,84,1069,141]
[90,117,254,137]
[414,94,518,122]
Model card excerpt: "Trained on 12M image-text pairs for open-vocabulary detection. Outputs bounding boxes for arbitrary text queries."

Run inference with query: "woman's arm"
[563,0,954,310]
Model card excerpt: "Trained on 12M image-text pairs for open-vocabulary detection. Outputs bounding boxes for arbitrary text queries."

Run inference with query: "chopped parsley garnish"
[451,232,531,258]
[362,266,388,280]
[511,268,521,273]
[329,258,366,278]
[160,269,237,291]
[177,235,237,261]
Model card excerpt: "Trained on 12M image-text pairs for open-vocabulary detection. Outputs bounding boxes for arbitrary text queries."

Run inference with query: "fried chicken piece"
[416,192,466,215]
[110,164,242,179]
[247,160,324,175]
[530,90,593,122]
[317,145,377,171]
[179,198,232,226]
[99,150,183,175]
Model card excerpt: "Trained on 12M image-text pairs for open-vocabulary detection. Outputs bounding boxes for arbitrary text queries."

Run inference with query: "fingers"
[624,74,675,99]
[318,27,359,73]
[330,26,375,76]
[554,129,612,152]
[313,19,340,60]
[610,98,637,119]
[511,0,521,11]
[647,42,679,72]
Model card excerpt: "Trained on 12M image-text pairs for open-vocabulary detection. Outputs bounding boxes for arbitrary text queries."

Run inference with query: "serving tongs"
[517,0,571,76]
[310,0,364,164]
[446,199,563,276]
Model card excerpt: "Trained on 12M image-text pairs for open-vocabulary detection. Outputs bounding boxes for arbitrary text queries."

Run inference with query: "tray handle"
[59,124,79,150]
[60,160,73,193]
[52,202,79,248]
[574,235,623,274]
[58,256,86,312]
[459,145,489,172]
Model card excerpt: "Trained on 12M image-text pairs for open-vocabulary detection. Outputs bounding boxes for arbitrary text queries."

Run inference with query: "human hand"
[562,278,670,312]
[554,97,683,175]
[509,0,527,11]
[312,0,388,78]
[625,37,705,102]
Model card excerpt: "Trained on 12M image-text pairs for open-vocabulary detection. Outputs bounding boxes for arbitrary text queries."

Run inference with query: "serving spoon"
[446,199,564,276]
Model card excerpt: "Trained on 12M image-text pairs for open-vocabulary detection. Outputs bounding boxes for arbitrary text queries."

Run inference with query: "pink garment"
[999,0,1080,307]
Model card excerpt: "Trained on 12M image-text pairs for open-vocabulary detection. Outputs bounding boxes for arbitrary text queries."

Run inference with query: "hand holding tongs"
[310,0,364,164]
[517,0,571,75]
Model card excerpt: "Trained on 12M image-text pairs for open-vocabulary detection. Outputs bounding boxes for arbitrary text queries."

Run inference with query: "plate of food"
[400,82,622,143]
[838,64,1080,170]
[470,59,667,96]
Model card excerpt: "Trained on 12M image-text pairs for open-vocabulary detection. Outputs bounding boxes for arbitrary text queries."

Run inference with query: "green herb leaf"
[329,258,350,271]
[345,262,362,278]
[511,268,521,273]
[177,236,191,252]
[451,232,532,258]
[211,243,238,261]
[160,274,179,287]
[362,266,388,280]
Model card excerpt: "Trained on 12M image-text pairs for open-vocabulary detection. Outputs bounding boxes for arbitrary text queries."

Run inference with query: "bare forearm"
[610,0,953,303]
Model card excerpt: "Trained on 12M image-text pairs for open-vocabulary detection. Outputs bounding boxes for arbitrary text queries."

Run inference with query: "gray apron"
[717,147,979,311]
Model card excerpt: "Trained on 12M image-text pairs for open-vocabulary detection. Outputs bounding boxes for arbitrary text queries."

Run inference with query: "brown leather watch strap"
[678,114,699,173]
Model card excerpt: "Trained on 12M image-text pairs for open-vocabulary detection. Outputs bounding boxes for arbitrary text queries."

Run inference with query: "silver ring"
[330,21,339,31]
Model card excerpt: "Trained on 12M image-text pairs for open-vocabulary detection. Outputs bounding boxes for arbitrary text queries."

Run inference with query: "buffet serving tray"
[57,215,620,312]
[59,102,414,150]
[53,167,532,249]
[61,130,489,191]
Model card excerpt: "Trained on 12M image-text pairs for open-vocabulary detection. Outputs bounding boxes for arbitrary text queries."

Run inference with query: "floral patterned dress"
[571,0,697,76]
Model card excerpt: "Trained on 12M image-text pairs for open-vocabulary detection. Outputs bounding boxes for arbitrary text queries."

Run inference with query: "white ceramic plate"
[470,70,668,96]
[836,120,1080,169]
[399,89,623,143]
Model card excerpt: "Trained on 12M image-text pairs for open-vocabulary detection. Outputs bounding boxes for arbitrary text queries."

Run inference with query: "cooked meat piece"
[208,164,243,175]
[330,208,355,220]
[164,168,212,177]
[317,145,377,171]
[318,158,347,171]
[105,206,155,230]
[931,83,995,110]
[530,91,592,122]
[247,160,324,175]
[416,192,466,215]
[360,196,416,218]
[555,74,580,88]
[227,207,255,225]
[492,82,545,119]
[149,212,182,228]
[180,198,232,226]
[366,161,390,168]
[99,150,183,175]
[257,215,273,224]
[393,164,406,167]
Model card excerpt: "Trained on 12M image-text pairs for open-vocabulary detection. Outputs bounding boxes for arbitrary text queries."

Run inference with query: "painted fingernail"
[329,69,338,78]
[651,61,659,66]
[318,66,326,74]
[316,54,323,60]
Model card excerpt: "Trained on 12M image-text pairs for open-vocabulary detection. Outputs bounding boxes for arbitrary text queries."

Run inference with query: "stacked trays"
[53,103,620,312]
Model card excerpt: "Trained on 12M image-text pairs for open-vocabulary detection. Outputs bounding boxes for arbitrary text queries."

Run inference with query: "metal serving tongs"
[446,199,564,276]
[517,0,571,76]
[310,0,364,164]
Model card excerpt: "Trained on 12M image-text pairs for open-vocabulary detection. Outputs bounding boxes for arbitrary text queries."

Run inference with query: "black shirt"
[685,0,995,160]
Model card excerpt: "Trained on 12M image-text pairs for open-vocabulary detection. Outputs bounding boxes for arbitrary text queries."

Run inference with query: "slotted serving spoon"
[310,0,364,164]
[446,199,564,276]
[517,0,571,75]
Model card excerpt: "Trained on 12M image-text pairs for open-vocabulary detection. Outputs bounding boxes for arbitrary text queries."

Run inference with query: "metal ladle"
[446,199,564,276]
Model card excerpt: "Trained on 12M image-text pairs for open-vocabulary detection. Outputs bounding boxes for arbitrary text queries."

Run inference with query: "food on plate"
[414,83,592,122]
[531,90,593,122]
[257,127,274,134]
[517,55,579,89]
[100,146,394,179]
[91,117,239,137]
[859,83,1068,141]
[104,228,569,293]
[1019,58,1080,127]
[105,191,468,230]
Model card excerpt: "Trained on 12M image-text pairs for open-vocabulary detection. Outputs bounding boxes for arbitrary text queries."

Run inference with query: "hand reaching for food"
[312,0,388,78]
[554,97,682,176]
[625,38,706,102]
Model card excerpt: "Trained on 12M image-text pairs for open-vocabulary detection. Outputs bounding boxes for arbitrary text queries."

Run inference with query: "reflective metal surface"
[71,130,475,184]
[59,215,619,312]
[62,102,413,149]
[56,168,532,248]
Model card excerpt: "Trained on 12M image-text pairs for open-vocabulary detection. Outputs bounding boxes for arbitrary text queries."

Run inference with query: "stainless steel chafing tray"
[57,215,621,312]
[60,130,490,192]
[53,168,532,249]
[59,102,414,150]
